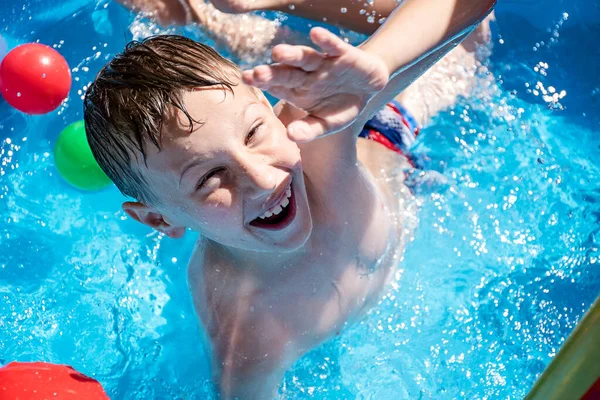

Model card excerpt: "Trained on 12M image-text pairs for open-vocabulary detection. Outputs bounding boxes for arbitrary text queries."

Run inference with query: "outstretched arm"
[210,0,401,35]
[115,0,492,66]
[243,0,497,141]
[355,0,496,128]
[116,0,415,36]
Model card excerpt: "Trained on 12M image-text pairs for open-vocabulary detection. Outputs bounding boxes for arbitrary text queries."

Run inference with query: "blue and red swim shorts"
[359,100,420,167]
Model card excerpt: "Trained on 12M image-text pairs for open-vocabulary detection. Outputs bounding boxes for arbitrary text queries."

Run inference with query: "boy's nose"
[240,158,277,200]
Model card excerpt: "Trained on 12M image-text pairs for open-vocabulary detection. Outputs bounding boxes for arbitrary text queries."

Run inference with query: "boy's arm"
[210,311,300,399]
[243,0,496,142]
[210,0,400,35]
[188,255,295,400]
[361,0,496,78]
[354,0,497,129]
[215,332,291,400]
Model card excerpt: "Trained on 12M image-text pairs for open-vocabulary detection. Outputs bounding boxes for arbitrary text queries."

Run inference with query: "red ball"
[0,362,110,399]
[0,43,71,115]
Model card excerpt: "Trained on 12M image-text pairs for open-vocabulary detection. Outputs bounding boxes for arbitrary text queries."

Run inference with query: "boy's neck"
[205,237,308,274]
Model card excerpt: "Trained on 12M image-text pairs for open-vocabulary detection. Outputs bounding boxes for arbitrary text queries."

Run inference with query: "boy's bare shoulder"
[186,240,236,314]
[186,239,208,294]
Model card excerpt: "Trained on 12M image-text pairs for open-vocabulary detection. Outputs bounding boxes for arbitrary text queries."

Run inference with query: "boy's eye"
[196,168,224,190]
[245,123,263,145]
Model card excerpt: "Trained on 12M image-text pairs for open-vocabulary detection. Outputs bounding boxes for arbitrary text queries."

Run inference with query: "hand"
[187,1,288,64]
[242,27,390,142]
[115,0,192,26]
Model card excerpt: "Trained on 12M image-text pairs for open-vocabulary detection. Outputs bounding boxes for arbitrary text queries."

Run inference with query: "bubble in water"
[16,92,21,97]
[340,7,347,13]
[367,15,375,24]
[288,4,295,10]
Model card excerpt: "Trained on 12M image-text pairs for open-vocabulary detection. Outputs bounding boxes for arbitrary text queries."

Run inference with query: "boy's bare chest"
[195,216,400,351]
[262,242,396,342]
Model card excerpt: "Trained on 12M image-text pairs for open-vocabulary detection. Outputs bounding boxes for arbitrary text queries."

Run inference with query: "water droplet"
[41,73,46,78]
[288,4,295,10]
[16,92,21,97]
[340,7,347,13]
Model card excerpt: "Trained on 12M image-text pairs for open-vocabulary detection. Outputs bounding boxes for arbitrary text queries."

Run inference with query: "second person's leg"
[208,0,400,34]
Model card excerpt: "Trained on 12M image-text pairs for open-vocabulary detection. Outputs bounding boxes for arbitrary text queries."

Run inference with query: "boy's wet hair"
[84,35,240,205]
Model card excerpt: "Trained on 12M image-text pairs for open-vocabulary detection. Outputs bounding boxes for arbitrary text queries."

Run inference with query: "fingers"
[262,85,295,102]
[309,27,349,58]
[287,103,362,143]
[242,64,309,89]
[271,44,324,72]
[242,44,324,90]
[287,116,328,143]
[242,28,351,90]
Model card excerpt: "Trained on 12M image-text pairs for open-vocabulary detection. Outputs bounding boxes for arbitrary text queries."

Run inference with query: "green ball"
[54,120,113,191]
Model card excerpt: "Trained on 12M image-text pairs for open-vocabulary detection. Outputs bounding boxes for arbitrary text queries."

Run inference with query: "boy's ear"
[122,202,186,239]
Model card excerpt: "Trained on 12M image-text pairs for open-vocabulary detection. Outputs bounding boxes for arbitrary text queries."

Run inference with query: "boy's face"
[129,84,313,252]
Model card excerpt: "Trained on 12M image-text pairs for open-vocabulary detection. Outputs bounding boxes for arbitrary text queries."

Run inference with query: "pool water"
[1,0,599,399]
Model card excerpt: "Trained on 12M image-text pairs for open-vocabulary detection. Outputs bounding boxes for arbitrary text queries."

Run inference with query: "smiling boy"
[84,0,495,398]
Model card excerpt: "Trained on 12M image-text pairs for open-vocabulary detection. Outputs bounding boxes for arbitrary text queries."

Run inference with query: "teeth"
[272,205,283,215]
[258,184,292,220]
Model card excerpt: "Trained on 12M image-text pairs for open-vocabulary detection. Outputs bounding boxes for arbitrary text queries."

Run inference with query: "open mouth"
[249,182,296,231]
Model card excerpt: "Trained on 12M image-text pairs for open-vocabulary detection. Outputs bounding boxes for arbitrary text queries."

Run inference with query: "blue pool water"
[1,0,599,398]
